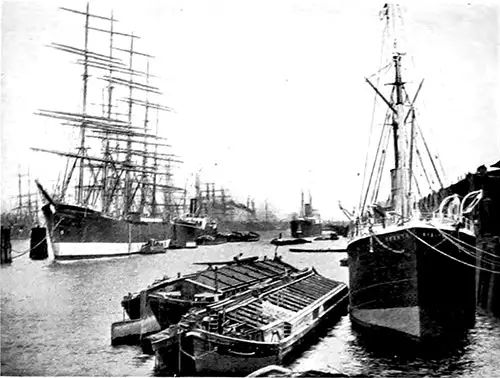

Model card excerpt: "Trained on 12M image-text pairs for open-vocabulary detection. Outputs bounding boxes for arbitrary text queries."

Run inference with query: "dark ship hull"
[170,220,200,249]
[290,218,322,238]
[347,224,476,342]
[42,203,172,260]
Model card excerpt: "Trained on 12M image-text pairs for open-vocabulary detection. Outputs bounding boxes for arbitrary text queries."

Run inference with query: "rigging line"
[416,121,443,189]
[367,61,393,79]
[361,112,392,216]
[412,170,423,201]
[359,21,389,215]
[406,229,500,274]
[430,227,500,266]
[371,125,392,204]
[430,225,500,261]
[415,147,433,192]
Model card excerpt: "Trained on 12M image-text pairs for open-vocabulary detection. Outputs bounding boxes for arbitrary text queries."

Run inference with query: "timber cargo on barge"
[148,262,348,375]
[112,255,301,345]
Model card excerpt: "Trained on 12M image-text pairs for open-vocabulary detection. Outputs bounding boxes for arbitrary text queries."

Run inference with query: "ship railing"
[350,210,476,238]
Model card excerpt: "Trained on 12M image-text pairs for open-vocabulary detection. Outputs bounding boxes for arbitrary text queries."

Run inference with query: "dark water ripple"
[2,235,499,376]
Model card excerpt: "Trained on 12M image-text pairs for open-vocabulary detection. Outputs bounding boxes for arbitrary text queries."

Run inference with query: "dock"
[419,161,500,318]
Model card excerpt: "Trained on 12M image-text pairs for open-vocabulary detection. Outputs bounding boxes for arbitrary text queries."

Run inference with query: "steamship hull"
[347,223,476,342]
[170,219,205,249]
[42,203,172,260]
[290,218,322,238]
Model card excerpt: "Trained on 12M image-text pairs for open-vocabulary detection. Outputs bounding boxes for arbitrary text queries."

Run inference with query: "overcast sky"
[1,0,498,220]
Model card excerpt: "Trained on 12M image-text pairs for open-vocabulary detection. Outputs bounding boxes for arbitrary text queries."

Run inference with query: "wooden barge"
[148,264,348,375]
[112,255,301,345]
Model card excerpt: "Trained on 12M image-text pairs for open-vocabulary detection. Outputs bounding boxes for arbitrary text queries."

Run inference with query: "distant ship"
[170,198,218,249]
[290,191,322,238]
[33,4,181,260]
[3,168,40,240]
[346,4,483,342]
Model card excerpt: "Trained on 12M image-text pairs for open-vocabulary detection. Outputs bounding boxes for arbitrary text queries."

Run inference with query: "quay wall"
[418,163,500,318]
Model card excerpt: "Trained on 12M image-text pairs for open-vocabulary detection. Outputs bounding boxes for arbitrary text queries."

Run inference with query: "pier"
[419,161,500,318]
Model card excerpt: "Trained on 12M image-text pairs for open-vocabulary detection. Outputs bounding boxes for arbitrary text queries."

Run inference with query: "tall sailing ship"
[346,4,483,342]
[33,4,182,260]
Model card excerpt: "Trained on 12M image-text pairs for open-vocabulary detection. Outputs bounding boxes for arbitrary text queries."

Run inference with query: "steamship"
[346,4,483,342]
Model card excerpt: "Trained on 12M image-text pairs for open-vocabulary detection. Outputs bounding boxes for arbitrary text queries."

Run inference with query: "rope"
[10,236,47,256]
[427,224,500,266]
[406,229,500,275]
[370,232,404,254]
[11,249,30,259]
[442,228,500,260]
[350,278,414,297]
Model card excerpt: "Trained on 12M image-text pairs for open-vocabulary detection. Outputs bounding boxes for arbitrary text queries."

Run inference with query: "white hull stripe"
[50,240,171,259]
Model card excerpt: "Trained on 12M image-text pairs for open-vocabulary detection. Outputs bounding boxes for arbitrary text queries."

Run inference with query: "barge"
[112,255,301,345]
[149,261,348,375]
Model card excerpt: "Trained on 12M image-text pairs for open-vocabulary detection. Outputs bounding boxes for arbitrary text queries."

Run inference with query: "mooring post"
[30,226,48,260]
[1,227,12,264]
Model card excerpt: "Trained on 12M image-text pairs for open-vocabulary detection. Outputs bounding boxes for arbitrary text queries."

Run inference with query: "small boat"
[247,365,348,377]
[111,306,161,346]
[149,261,349,375]
[339,258,348,267]
[195,234,227,246]
[223,231,261,243]
[289,247,347,253]
[270,238,311,246]
[314,231,339,241]
[139,239,167,254]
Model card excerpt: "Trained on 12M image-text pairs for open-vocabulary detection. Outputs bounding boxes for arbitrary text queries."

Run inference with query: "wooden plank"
[217,267,256,283]
[236,308,271,325]
[228,264,269,280]
[292,280,328,297]
[268,294,303,311]
[253,260,286,274]
[269,297,301,312]
[226,313,262,329]
[197,270,240,288]
[278,290,312,307]
[285,285,319,301]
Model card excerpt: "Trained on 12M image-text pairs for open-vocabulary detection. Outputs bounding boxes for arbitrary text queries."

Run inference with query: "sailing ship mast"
[32,2,183,220]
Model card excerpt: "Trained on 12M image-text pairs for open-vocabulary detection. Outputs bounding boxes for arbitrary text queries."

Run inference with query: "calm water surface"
[2,234,499,376]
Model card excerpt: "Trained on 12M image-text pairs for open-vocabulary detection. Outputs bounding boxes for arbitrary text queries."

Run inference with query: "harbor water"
[2,234,500,377]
